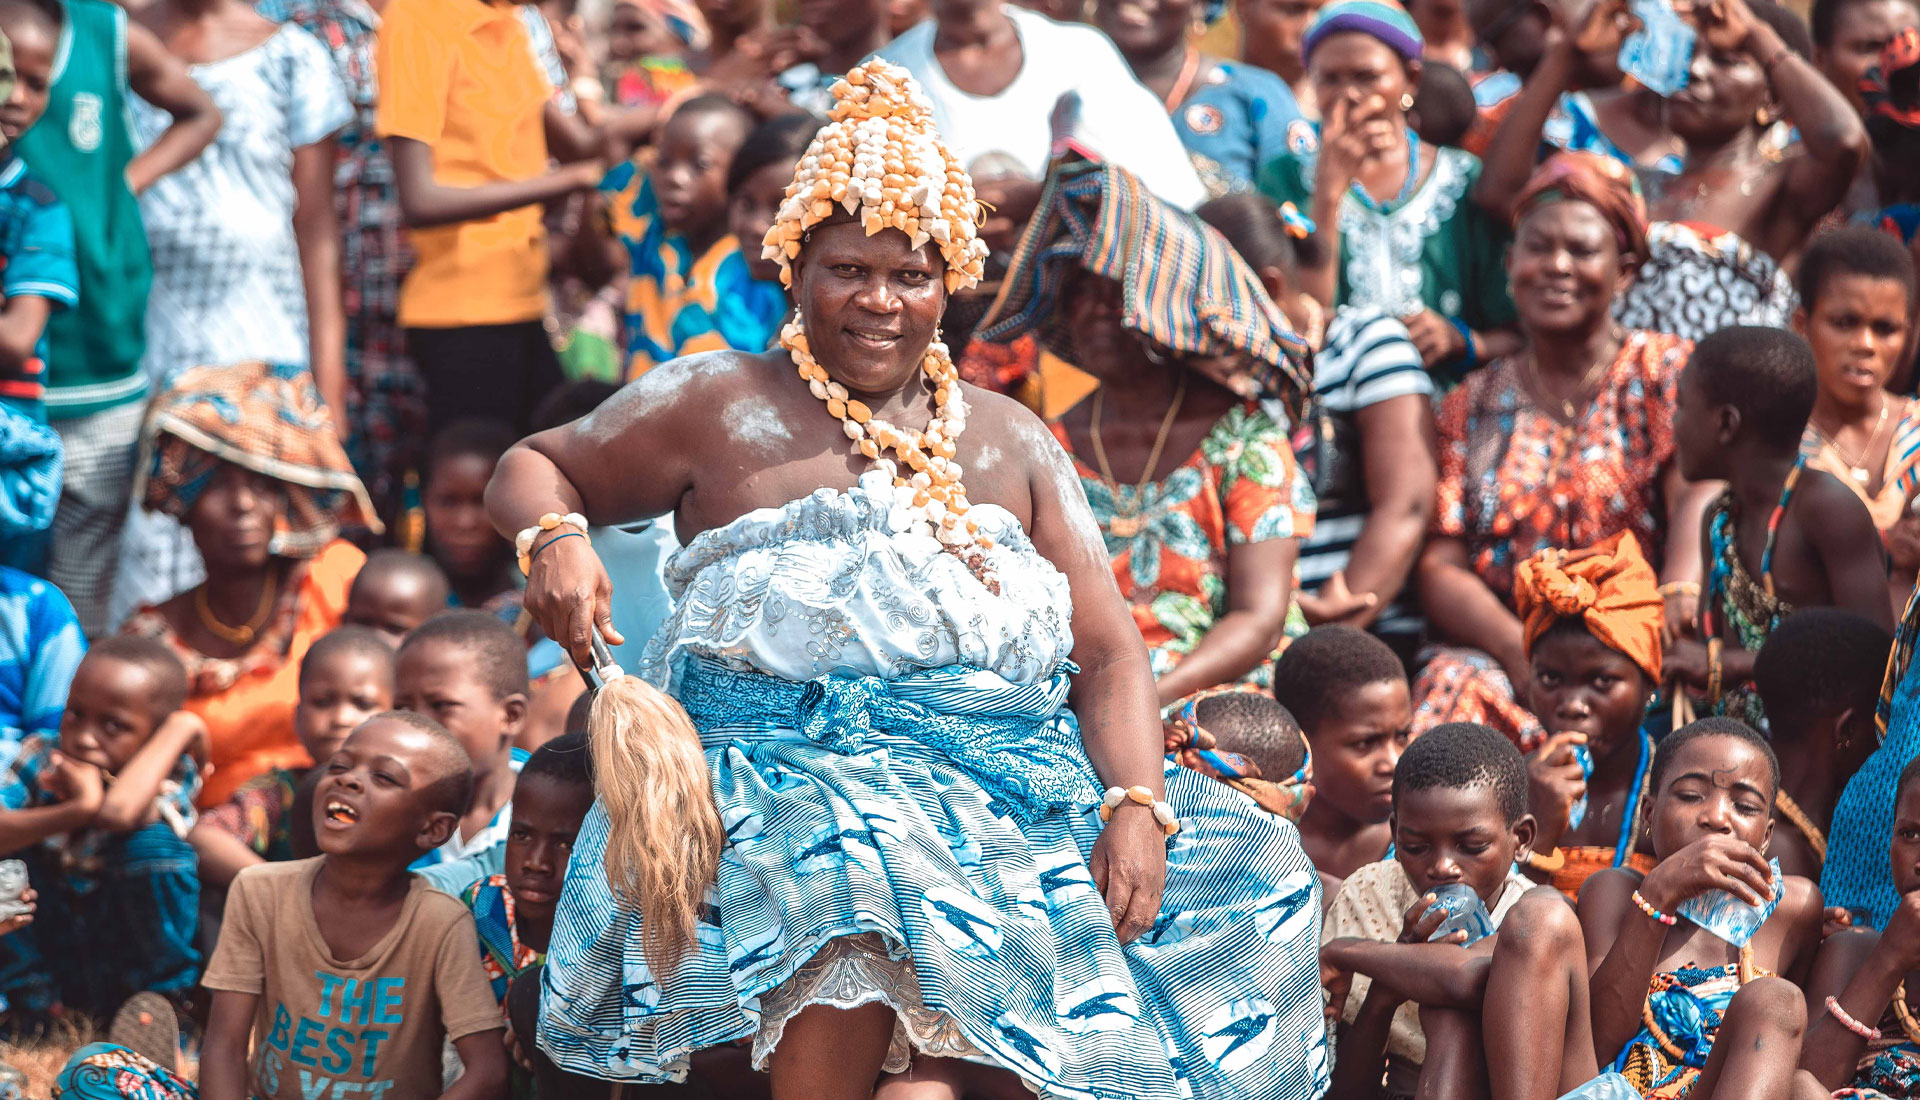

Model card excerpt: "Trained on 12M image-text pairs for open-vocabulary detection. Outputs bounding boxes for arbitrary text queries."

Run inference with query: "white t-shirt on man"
[877,7,1208,210]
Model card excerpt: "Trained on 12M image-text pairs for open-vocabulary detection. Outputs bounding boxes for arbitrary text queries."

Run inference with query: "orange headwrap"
[1513,530,1665,682]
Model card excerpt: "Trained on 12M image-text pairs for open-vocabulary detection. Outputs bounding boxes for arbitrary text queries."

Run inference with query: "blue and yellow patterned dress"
[538,469,1329,1099]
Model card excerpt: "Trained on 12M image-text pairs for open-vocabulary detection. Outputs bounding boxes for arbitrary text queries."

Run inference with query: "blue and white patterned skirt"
[537,658,1328,1100]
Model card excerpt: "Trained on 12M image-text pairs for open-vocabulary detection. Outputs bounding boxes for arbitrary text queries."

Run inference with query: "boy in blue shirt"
[0,0,79,573]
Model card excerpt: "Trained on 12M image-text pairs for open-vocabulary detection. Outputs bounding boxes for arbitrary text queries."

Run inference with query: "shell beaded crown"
[761,59,989,293]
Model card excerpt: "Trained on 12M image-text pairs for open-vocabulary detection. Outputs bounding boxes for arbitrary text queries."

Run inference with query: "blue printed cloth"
[0,152,79,421]
[1170,59,1305,199]
[538,473,1329,1100]
[1828,583,1920,929]
[0,567,82,751]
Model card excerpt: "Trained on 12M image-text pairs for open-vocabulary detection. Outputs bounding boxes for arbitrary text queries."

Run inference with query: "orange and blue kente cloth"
[600,161,787,380]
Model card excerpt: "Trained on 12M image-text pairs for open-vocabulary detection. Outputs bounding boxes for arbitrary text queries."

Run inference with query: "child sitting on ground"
[1799,754,1920,1095]
[1666,326,1894,726]
[460,731,594,1098]
[589,94,780,378]
[1164,686,1313,821]
[342,549,452,649]
[1753,608,1892,884]
[1321,722,1599,1100]
[57,711,508,1098]
[397,610,529,888]
[190,626,396,889]
[1580,717,1824,1100]
[1513,531,1663,899]
[1271,626,1412,896]
[0,637,205,1022]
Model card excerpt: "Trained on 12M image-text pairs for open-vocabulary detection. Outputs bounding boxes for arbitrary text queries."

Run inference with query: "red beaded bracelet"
[1826,996,1883,1041]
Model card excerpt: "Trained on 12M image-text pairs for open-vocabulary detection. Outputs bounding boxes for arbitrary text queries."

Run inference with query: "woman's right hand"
[1639,833,1773,910]
[1315,94,1395,196]
[522,531,625,671]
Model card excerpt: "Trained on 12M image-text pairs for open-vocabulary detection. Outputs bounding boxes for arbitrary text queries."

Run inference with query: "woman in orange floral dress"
[978,160,1318,708]
[1413,153,1716,750]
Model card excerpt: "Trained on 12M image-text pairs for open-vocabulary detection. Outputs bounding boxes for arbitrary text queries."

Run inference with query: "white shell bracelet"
[515,512,590,574]
[1098,784,1181,837]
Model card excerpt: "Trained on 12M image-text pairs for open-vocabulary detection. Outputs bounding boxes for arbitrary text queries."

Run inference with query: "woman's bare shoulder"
[570,351,785,440]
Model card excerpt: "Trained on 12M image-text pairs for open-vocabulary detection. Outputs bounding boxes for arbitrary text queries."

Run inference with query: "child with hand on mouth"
[0,635,206,1025]
[61,711,508,1100]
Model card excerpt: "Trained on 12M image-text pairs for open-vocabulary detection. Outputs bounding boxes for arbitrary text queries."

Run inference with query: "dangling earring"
[1755,106,1773,128]
[1400,91,1416,112]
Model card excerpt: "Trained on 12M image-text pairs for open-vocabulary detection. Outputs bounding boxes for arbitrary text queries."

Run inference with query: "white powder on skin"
[974,443,1005,471]
[573,352,744,445]
[723,395,792,455]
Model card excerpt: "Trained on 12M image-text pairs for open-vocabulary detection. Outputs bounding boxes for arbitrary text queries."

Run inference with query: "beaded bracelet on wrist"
[1098,785,1181,836]
[1632,889,1677,926]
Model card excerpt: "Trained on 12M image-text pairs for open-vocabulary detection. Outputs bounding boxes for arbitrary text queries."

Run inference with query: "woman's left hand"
[1090,806,1168,944]
[1663,635,1712,690]
[1401,310,1467,367]
[1662,590,1699,646]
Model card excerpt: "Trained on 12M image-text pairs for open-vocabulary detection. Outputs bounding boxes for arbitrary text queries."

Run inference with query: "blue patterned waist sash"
[673,657,1099,824]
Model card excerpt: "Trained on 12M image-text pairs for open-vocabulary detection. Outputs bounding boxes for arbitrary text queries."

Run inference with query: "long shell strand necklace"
[781,317,999,586]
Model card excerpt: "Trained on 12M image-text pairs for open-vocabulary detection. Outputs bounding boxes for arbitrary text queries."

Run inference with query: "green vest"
[16,0,151,419]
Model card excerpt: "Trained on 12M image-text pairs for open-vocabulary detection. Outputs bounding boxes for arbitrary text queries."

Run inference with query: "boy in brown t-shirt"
[55,712,509,1100]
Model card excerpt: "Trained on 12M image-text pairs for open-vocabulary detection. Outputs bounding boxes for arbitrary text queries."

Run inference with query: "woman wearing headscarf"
[1509,530,1664,898]
[1413,152,1713,749]
[977,158,1318,706]
[1096,0,1307,198]
[120,362,374,806]
[1258,0,1520,377]
[1481,0,1868,342]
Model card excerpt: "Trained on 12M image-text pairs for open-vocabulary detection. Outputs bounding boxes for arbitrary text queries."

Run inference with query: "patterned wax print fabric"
[978,159,1314,419]
[1051,403,1315,682]
[129,25,352,385]
[1613,221,1797,343]
[1170,59,1305,199]
[0,152,80,421]
[257,0,424,524]
[599,162,788,378]
[54,1043,198,1100]
[1800,397,1920,530]
[197,766,303,863]
[1611,952,1761,1098]
[1431,331,1685,606]
[538,469,1331,1100]
[1257,139,1516,382]
[1833,993,1920,1098]
[0,567,84,751]
[461,874,543,1007]
[1413,332,1686,743]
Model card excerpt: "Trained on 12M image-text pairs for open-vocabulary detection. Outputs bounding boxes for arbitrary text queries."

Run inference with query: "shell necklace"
[781,316,994,560]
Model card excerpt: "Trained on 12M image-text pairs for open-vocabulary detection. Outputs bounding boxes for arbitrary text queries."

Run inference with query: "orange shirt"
[191,541,361,805]
[375,0,551,327]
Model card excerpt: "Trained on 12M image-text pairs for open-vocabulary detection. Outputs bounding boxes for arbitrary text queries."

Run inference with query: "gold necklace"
[195,572,279,647]
[1088,375,1188,539]
[1812,395,1889,486]
[1526,337,1618,421]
